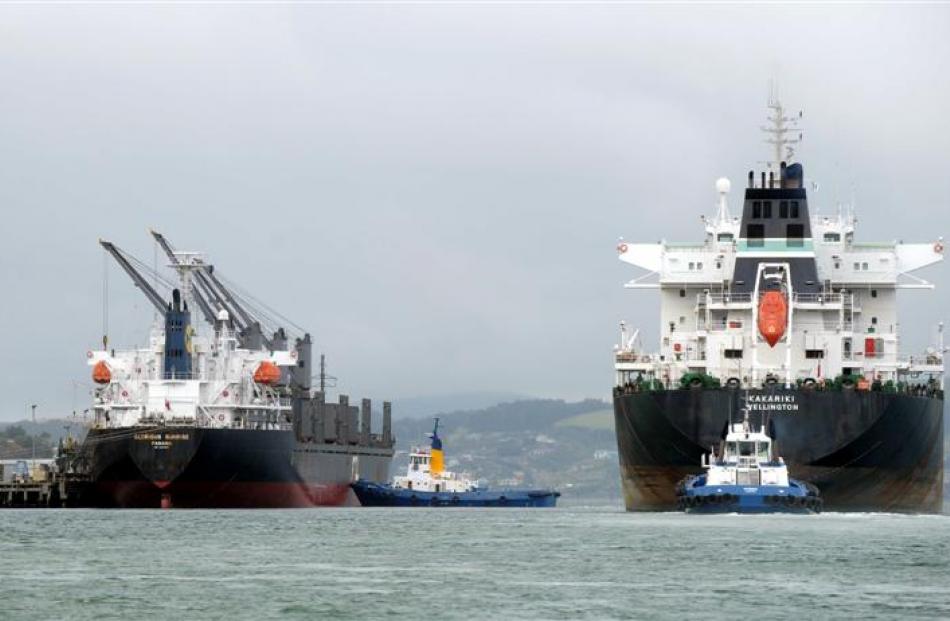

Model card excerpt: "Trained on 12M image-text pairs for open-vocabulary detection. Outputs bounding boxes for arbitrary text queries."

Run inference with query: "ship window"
[747,224,765,247]
[853,262,860,270]
[717,233,733,242]
[824,232,841,242]
[871,316,878,325]
[669,322,676,333]
[786,224,804,247]
[688,262,695,270]
[724,349,743,359]
[862,262,869,271]
[779,201,789,218]
[739,442,755,456]
[871,289,878,298]
[679,289,686,297]
[762,201,772,218]
[679,316,686,325]
[791,201,800,218]
[697,262,703,270]
[805,349,824,359]
[752,201,762,218]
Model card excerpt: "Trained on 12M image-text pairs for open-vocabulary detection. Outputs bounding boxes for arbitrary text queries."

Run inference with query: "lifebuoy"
[935,242,944,254]
[617,243,628,254]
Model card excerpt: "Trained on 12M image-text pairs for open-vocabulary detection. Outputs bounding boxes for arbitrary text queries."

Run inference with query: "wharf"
[0,474,91,508]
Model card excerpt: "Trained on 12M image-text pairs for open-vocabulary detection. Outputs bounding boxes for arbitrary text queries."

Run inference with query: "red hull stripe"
[97,481,356,509]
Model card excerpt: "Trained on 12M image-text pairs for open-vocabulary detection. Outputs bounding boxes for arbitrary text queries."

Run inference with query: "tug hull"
[351,480,559,507]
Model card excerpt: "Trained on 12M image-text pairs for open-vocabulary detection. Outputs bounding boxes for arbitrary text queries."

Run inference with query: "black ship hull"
[80,427,393,508]
[614,388,944,513]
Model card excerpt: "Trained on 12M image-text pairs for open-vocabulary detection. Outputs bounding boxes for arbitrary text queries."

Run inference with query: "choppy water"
[1,507,948,620]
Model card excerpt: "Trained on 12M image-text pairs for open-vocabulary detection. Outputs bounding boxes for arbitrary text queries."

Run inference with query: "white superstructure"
[87,312,297,431]
[392,447,477,494]
[89,236,303,432]
[703,417,788,488]
[615,99,945,391]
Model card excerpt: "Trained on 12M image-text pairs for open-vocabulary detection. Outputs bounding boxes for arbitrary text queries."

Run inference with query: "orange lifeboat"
[92,360,112,384]
[758,290,788,348]
[253,361,282,385]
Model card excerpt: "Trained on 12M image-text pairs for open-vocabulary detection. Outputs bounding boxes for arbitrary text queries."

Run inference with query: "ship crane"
[99,239,171,316]
[149,229,271,351]
[148,229,217,326]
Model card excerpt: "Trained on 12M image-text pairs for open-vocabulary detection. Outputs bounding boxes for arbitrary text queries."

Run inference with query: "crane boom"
[147,229,270,350]
[204,269,257,331]
[148,229,218,326]
[99,239,168,314]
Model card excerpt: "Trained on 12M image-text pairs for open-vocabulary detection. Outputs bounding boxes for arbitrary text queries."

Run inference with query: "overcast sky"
[1,4,948,420]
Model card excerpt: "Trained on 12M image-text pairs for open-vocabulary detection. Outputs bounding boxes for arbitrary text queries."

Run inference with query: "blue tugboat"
[352,419,560,508]
[676,409,821,514]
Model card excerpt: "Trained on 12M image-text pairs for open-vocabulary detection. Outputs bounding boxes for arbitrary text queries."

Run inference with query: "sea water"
[1,507,948,619]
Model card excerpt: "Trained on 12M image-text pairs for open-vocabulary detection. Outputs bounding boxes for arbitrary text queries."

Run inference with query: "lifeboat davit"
[758,290,788,348]
[92,360,112,384]
[253,361,282,385]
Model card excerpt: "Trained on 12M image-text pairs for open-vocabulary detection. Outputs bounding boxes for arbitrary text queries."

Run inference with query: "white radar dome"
[217,309,230,322]
[716,177,731,194]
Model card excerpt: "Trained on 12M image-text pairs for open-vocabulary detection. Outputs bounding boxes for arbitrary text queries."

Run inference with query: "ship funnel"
[164,288,193,378]
[428,418,444,477]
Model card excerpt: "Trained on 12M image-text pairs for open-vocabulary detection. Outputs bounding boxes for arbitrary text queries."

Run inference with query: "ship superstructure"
[81,232,394,508]
[612,98,945,512]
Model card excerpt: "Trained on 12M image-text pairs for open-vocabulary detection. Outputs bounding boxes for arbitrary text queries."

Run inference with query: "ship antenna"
[761,85,803,172]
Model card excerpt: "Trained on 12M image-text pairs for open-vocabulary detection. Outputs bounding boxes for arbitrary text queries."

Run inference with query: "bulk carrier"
[79,231,394,508]
[613,99,945,512]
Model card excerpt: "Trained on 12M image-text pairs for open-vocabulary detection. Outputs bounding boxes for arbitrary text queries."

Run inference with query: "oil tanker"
[612,98,944,512]
[79,231,393,508]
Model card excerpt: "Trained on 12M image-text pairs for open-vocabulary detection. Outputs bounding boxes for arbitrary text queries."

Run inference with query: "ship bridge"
[614,98,945,391]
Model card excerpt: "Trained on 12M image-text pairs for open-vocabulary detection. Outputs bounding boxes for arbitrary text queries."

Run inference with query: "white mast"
[761,85,802,172]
